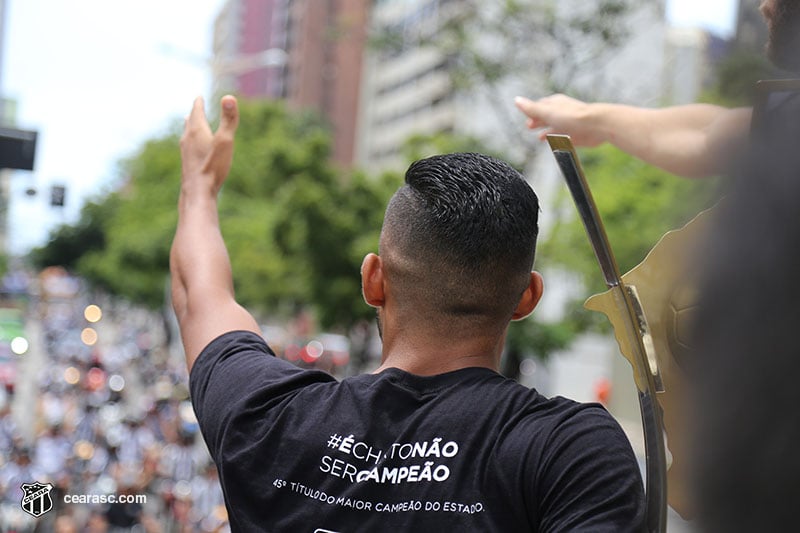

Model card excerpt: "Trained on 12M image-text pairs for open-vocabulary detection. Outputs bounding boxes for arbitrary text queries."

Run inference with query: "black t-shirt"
[190,331,645,532]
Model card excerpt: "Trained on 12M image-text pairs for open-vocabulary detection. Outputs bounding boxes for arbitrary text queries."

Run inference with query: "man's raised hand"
[180,95,239,196]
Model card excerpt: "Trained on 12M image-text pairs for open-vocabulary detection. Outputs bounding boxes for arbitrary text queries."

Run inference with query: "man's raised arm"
[170,95,261,371]
[515,94,752,179]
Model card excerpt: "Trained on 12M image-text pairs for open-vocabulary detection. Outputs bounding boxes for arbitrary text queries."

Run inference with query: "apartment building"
[211,0,369,167]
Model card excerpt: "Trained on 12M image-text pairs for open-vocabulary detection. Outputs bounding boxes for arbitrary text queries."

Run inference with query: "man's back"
[191,331,645,532]
[174,101,645,531]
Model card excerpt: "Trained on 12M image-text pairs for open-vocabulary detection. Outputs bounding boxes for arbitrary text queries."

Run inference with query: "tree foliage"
[31,100,400,332]
[375,0,651,90]
[540,144,721,298]
[76,135,181,307]
[30,194,121,272]
[434,0,645,90]
[371,0,658,161]
[701,50,779,107]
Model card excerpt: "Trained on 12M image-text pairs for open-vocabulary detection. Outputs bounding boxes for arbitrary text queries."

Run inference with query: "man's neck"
[373,331,505,376]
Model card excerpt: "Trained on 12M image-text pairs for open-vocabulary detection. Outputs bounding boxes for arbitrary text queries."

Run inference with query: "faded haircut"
[380,153,539,323]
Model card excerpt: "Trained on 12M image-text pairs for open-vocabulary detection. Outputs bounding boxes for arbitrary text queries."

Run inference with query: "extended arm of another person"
[515,94,752,179]
[170,95,261,372]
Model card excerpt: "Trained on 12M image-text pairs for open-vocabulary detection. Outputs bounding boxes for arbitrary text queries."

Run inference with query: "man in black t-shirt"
[171,97,645,531]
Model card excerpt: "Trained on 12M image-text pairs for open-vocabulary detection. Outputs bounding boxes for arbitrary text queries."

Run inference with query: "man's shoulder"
[191,329,328,382]
[189,330,339,420]
[501,390,621,443]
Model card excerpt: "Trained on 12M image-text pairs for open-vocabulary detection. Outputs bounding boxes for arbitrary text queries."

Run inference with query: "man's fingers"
[183,96,213,142]
[189,96,206,123]
[218,95,239,138]
[514,96,536,116]
[515,96,550,131]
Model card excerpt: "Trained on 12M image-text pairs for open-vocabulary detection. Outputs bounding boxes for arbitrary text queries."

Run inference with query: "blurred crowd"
[0,267,229,532]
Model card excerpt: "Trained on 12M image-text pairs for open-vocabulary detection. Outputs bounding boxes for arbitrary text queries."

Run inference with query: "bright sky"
[666,0,739,36]
[3,0,228,254]
[3,0,739,254]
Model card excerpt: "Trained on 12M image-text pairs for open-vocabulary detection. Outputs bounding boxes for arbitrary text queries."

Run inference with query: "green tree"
[31,100,398,341]
[269,166,400,329]
[538,144,720,326]
[30,195,122,271]
[372,0,659,162]
[77,134,182,308]
[701,50,779,107]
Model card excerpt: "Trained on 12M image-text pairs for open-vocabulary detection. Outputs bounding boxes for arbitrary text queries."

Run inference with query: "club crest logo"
[20,481,54,518]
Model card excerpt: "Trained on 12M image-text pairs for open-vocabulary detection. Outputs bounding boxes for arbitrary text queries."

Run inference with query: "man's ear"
[361,253,385,308]
[512,271,544,321]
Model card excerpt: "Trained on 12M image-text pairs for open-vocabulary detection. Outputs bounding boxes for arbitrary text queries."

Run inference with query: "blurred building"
[212,0,291,100]
[211,0,370,168]
[734,0,768,54]
[286,0,369,168]
[356,0,670,172]
[663,27,731,104]
[356,0,459,171]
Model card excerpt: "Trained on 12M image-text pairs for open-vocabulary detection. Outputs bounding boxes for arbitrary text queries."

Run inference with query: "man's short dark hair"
[380,152,539,324]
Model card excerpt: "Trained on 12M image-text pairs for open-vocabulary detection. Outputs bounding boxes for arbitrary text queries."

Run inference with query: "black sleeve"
[535,406,646,533]
[188,330,335,461]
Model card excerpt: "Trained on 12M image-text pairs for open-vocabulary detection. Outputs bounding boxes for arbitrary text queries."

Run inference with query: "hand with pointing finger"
[514,94,605,147]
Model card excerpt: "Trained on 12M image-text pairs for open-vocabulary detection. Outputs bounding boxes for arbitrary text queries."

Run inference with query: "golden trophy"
[547,135,713,531]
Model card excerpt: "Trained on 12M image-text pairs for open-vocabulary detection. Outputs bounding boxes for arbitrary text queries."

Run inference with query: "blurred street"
[0,268,228,532]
